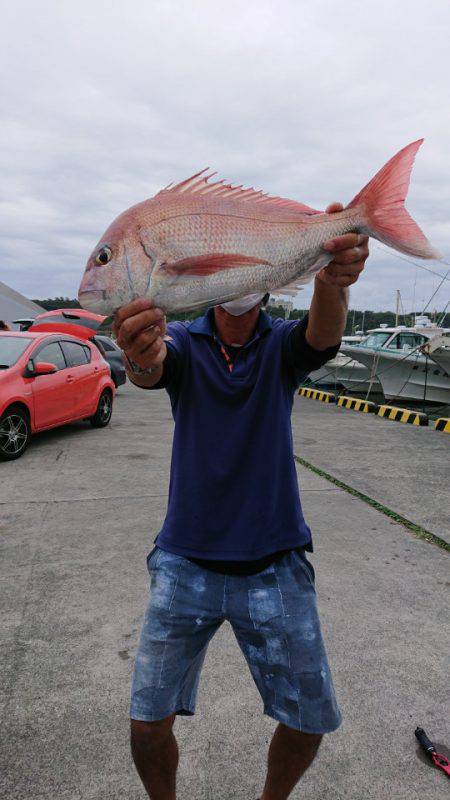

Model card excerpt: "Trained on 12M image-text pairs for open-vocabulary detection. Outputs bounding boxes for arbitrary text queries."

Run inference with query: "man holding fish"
[79,142,438,799]
[114,210,368,800]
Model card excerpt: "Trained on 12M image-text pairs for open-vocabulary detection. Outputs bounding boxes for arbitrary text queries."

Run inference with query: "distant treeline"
[270,306,450,333]
[35,297,82,310]
[34,297,450,333]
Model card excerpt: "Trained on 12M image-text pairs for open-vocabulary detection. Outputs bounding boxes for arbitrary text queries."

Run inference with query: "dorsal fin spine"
[161,170,321,215]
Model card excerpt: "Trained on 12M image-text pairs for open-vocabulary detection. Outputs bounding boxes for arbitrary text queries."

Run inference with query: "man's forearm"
[305,278,349,351]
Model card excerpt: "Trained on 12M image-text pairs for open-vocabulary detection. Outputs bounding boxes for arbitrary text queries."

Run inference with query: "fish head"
[78,205,156,315]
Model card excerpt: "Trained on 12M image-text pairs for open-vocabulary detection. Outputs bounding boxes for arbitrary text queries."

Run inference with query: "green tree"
[32,298,449,331]
[266,304,288,319]
[33,297,81,310]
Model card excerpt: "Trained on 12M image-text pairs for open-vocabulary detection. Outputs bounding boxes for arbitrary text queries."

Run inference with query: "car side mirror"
[27,361,58,377]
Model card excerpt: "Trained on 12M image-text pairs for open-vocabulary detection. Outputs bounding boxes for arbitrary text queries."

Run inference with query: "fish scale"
[78,140,440,316]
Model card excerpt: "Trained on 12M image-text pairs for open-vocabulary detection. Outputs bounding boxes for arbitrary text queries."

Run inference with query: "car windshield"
[0,336,33,367]
[360,332,392,349]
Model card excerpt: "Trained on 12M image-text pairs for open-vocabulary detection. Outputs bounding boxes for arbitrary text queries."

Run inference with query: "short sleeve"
[281,314,341,387]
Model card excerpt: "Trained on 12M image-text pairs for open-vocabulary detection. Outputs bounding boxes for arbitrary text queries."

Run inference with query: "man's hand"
[316,202,369,288]
[306,202,368,350]
[113,298,167,371]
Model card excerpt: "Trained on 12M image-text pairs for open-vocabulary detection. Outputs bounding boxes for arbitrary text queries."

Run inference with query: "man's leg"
[260,723,322,800]
[130,713,178,800]
[130,552,226,798]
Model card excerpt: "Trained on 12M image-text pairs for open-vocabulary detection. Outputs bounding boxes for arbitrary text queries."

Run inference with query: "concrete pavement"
[292,395,450,541]
[1,383,449,799]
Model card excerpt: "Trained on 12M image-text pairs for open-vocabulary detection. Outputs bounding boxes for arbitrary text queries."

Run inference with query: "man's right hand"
[113,299,167,372]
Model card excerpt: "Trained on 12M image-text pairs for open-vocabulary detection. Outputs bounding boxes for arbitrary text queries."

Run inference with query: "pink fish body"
[78,140,440,315]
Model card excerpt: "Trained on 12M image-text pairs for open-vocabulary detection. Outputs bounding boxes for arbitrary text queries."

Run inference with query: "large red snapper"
[78,140,440,315]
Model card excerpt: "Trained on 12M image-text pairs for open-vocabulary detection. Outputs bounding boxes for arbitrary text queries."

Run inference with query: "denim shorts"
[130,546,342,733]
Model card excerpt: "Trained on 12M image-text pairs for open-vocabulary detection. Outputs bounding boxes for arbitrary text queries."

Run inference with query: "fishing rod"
[437,298,449,327]
[421,270,450,315]
[373,245,450,283]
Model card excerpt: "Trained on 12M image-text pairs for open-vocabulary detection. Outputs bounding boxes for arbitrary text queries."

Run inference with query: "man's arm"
[305,202,369,351]
[112,299,167,389]
[306,280,349,351]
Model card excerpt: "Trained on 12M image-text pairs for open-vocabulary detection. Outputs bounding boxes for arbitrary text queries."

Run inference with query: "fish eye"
[95,246,112,266]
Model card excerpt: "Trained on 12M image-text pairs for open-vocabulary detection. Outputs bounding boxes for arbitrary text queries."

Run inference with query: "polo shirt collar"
[188,307,273,339]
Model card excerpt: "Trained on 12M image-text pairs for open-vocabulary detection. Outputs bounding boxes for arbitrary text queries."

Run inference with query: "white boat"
[340,317,450,404]
[310,335,382,393]
[422,331,450,377]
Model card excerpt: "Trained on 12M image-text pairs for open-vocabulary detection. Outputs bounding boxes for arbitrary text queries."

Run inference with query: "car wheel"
[90,389,113,428]
[0,406,31,460]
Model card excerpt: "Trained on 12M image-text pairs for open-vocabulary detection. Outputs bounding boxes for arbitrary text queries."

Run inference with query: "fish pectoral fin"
[160,253,270,276]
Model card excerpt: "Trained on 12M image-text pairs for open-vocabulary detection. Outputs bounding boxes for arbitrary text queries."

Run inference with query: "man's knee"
[280,724,323,752]
[130,713,176,748]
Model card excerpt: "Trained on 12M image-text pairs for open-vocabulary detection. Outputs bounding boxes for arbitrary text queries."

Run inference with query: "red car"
[0,330,115,460]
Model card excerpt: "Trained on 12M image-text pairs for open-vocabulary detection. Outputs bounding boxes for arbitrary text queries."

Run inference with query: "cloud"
[1,0,449,310]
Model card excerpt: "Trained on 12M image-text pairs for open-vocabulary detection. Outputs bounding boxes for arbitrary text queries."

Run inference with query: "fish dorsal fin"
[159,169,321,215]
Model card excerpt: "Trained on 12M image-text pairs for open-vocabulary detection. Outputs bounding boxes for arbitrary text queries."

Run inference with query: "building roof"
[0,280,43,322]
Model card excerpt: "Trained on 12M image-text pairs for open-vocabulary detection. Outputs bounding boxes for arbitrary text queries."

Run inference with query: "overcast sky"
[1,0,449,312]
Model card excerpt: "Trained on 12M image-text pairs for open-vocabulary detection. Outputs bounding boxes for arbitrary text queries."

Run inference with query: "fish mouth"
[78,290,109,314]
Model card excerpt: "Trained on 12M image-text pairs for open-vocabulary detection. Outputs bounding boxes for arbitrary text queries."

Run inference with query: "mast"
[395,289,401,327]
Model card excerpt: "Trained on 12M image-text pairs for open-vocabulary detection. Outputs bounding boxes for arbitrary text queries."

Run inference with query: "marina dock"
[1,384,448,800]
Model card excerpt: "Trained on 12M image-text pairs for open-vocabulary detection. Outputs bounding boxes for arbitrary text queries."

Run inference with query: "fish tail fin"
[347,139,441,259]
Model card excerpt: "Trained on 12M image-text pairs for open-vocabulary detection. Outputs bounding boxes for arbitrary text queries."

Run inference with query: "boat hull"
[342,345,450,404]
[310,353,381,393]
[428,348,450,377]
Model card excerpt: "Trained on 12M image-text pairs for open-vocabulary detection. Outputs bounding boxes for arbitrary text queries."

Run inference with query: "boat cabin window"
[360,332,391,348]
[386,333,427,351]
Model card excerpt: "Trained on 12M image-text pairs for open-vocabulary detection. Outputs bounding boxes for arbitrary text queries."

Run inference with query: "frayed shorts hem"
[263,706,343,735]
[130,705,195,722]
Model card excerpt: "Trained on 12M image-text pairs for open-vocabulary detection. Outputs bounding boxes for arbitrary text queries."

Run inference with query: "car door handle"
[66,375,74,383]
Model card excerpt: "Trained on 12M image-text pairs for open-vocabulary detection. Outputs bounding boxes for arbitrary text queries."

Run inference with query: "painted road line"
[298,387,336,403]
[336,396,377,413]
[377,405,429,427]
[435,418,450,434]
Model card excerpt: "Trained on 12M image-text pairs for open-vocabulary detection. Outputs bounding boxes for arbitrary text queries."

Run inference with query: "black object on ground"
[415,727,450,777]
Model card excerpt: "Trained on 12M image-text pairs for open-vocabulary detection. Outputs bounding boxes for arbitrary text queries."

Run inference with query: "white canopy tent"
[0,280,43,324]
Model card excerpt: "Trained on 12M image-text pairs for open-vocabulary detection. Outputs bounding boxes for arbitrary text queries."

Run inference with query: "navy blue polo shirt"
[148,308,335,561]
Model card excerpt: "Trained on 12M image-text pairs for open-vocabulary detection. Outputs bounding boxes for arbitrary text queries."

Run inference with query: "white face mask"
[220,293,265,316]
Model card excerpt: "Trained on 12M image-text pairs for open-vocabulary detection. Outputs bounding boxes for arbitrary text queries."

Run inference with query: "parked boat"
[340,317,450,404]
[422,331,450,377]
[310,334,382,392]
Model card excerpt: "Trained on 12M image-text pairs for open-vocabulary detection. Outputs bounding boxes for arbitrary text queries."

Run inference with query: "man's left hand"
[317,202,369,288]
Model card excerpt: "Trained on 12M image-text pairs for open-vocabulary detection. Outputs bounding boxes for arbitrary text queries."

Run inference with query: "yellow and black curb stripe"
[298,389,438,431]
[435,418,450,434]
[336,396,377,413]
[298,387,336,403]
[377,405,428,427]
